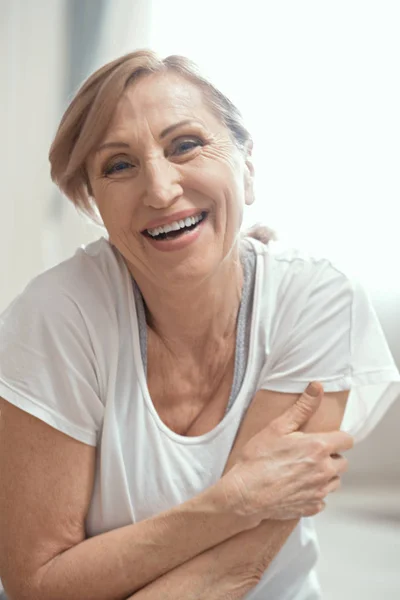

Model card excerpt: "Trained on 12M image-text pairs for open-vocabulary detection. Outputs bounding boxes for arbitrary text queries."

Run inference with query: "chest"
[146,341,236,437]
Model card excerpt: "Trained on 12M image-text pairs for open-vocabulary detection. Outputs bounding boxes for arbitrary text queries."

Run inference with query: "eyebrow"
[159,119,202,139]
[96,119,203,153]
[97,141,130,153]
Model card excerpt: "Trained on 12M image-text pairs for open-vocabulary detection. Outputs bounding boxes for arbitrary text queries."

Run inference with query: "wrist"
[206,474,261,532]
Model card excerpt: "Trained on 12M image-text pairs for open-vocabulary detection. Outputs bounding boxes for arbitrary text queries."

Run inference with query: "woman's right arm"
[0,392,351,600]
[0,397,252,600]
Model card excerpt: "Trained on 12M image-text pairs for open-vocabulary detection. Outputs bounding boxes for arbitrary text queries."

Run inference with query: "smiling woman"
[83,71,253,285]
[0,49,399,600]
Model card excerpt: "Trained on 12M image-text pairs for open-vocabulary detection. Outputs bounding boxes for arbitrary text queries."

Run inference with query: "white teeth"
[146,212,205,237]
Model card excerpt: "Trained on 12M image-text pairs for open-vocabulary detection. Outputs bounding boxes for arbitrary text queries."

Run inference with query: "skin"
[87,71,253,359]
[0,386,350,600]
[87,72,259,435]
[124,387,350,600]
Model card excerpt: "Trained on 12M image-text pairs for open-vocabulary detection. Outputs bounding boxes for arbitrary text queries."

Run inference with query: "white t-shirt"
[0,236,399,599]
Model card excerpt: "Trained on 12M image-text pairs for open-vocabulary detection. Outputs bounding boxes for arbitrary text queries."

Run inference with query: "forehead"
[107,72,222,134]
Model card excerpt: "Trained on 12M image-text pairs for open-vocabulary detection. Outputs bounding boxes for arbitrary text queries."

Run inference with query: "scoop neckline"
[127,240,262,445]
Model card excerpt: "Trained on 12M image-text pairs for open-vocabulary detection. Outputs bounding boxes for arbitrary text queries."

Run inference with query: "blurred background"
[1,1,399,598]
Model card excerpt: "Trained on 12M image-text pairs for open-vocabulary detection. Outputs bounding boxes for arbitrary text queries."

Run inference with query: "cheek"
[94,181,137,227]
[188,152,244,202]
[199,145,238,182]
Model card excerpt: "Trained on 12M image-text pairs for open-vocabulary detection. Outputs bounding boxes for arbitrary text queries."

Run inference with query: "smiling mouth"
[142,211,208,241]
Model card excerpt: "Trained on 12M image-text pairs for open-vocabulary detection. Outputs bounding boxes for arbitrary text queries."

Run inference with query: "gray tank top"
[132,239,257,414]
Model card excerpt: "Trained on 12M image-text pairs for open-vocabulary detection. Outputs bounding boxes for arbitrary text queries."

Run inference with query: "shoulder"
[1,237,129,333]
[248,236,350,278]
[246,236,355,306]
[29,236,124,297]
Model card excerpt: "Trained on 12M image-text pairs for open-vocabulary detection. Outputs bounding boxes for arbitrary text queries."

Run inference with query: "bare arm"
[0,398,252,600]
[123,385,350,600]
[124,516,296,600]
[0,387,350,600]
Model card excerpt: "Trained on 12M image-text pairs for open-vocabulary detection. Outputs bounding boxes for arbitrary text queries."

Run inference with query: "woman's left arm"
[125,387,349,600]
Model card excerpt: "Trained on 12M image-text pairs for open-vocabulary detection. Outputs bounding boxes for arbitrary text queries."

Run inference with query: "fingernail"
[306,382,321,397]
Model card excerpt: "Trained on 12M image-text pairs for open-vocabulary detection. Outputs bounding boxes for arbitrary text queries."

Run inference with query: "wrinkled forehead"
[106,72,223,136]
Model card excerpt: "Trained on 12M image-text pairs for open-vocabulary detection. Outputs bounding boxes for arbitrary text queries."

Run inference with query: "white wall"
[0,0,69,310]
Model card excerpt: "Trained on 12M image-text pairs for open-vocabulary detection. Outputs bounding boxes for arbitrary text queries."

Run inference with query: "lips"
[141,209,207,233]
[142,209,208,251]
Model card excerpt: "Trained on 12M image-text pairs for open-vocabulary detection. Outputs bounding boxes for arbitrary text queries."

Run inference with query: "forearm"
[33,484,250,600]
[124,399,301,600]
[125,517,297,600]
[125,387,349,599]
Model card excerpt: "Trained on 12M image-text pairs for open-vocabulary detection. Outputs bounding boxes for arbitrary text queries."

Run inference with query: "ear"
[244,139,255,206]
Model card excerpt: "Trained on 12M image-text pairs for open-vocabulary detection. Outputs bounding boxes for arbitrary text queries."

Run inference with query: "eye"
[103,160,135,177]
[170,137,203,157]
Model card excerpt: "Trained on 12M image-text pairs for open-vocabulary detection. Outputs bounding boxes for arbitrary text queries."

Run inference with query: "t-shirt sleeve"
[257,258,400,442]
[0,279,104,446]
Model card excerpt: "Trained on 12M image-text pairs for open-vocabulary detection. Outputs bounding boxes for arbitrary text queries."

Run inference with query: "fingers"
[303,501,326,517]
[323,476,341,495]
[330,454,348,476]
[318,455,347,500]
[271,382,324,436]
[321,430,354,453]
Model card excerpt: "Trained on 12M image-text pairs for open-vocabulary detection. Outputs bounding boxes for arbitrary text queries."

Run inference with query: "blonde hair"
[49,49,275,242]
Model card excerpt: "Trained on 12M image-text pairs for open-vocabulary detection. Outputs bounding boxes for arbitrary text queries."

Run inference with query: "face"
[87,72,254,288]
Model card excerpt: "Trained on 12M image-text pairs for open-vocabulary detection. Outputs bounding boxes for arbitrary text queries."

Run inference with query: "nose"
[143,157,183,209]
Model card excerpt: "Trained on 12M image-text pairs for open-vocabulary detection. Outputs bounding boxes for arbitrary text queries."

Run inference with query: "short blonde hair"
[49,49,252,222]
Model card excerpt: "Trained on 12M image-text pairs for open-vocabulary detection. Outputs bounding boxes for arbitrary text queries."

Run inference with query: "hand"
[221,383,353,526]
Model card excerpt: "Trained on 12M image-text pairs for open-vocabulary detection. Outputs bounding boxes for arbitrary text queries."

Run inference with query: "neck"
[130,249,244,353]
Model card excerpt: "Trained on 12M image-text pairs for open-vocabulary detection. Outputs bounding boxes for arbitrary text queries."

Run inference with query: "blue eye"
[104,161,133,176]
[173,139,202,155]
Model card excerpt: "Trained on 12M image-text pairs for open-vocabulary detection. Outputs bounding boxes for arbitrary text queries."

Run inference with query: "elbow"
[2,562,55,600]
[2,580,42,600]
[1,582,38,600]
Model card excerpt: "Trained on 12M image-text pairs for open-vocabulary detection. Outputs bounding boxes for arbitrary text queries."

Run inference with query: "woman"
[0,50,398,600]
